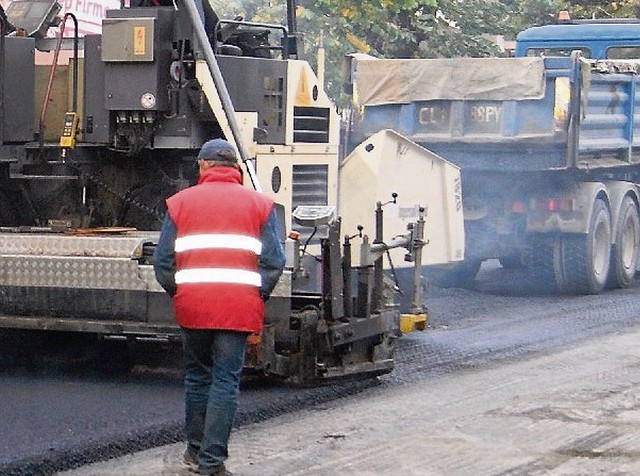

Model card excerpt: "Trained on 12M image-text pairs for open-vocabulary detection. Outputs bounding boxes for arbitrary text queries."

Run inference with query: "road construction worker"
[152,138,285,476]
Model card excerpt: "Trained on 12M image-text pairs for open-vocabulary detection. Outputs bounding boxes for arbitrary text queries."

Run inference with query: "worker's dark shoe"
[212,466,233,476]
[201,465,233,476]
[182,450,198,470]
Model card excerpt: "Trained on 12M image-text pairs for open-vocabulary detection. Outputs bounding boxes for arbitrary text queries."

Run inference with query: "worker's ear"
[194,159,205,181]
[197,159,209,172]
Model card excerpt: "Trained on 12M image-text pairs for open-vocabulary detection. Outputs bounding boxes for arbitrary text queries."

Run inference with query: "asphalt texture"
[59,324,640,475]
[2,261,640,474]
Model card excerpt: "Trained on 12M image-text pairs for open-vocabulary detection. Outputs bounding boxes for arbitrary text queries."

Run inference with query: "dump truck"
[345,13,640,295]
[0,0,463,383]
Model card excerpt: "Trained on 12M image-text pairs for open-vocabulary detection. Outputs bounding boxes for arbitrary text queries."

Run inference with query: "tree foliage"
[295,0,559,102]
[208,0,640,102]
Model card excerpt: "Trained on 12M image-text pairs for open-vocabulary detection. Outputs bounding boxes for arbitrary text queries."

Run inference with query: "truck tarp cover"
[351,56,546,106]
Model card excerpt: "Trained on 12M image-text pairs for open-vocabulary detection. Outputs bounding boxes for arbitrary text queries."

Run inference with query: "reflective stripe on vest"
[174,234,262,255]
[174,233,263,287]
[175,268,262,286]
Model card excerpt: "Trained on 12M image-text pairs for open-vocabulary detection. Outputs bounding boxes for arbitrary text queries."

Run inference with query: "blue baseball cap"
[197,139,237,163]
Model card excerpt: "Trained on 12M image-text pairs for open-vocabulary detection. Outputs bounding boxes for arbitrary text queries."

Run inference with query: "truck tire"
[608,196,640,289]
[559,198,611,295]
[528,237,562,293]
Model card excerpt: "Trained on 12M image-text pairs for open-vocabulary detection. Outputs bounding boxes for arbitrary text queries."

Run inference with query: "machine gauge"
[140,92,156,109]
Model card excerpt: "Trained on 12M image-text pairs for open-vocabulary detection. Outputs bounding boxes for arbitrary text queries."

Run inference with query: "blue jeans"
[181,328,248,474]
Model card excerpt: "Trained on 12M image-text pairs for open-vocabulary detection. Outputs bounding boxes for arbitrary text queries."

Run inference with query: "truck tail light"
[534,198,574,212]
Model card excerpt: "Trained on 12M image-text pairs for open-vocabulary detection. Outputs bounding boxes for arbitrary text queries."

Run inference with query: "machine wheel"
[559,198,611,295]
[427,260,481,288]
[608,196,640,289]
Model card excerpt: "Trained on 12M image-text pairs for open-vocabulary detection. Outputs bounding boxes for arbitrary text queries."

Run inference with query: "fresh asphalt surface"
[2,261,640,475]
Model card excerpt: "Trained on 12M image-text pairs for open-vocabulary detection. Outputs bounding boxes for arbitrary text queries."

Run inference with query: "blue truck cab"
[515,16,640,59]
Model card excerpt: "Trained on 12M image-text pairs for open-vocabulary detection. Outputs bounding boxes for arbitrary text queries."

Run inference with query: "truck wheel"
[559,198,611,294]
[528,237,562,293]
[608,196,640,289]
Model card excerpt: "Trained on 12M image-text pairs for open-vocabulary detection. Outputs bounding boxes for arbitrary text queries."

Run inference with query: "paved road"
[61,322,640,475]
[2,261,640,474]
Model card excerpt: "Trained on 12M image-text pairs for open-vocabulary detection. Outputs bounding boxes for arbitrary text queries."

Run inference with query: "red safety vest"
[166,167,273,332]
